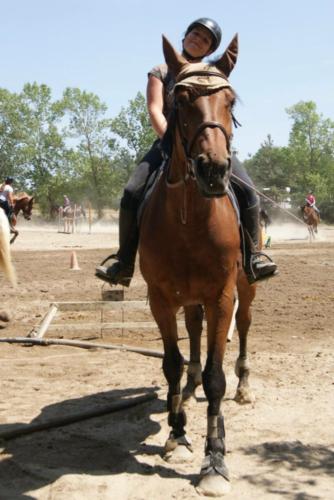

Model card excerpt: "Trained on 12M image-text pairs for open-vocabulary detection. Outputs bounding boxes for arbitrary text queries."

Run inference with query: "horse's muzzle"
[194,156,231,198]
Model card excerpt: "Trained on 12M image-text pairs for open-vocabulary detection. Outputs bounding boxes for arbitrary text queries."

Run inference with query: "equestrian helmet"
[5,176,14,183]
[185,18,222,51]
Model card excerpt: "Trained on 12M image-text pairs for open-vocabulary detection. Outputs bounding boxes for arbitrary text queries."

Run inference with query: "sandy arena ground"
[0,219,333,499]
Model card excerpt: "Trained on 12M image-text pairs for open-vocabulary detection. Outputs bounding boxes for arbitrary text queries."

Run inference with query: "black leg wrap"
[205,414,226,455]
[205,437,226,456]
[200,450,230,481]
[202,415,229,480]
[168,411,187,438]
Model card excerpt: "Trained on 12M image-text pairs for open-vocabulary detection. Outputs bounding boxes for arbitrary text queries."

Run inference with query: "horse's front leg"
[10,226,18,244]
[234,273,256,404]
[149,291,193,464]
[197,293,234,496]
[182,304,204,403]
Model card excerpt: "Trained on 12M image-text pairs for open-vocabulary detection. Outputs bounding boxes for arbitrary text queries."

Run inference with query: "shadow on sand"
[0,386,197,499]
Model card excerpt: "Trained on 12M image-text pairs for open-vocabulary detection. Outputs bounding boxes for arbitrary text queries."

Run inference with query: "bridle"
[173,70,239,176]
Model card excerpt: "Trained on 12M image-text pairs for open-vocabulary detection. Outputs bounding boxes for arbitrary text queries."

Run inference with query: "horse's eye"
[176,91,189,107]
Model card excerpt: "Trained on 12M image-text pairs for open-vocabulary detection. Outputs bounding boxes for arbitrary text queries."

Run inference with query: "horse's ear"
[215,33,238,77]
[162,35,187,76]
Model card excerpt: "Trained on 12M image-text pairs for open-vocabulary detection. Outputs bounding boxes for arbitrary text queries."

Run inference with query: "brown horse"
[139,35,256,496]
[10,193,34,244]
[302,205,319,241]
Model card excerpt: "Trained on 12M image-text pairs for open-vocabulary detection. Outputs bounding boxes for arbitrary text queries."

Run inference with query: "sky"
[1,0,334,160]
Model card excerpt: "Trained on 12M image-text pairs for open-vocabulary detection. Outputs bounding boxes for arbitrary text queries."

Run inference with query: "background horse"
[302,205,319,241]
[139,35,255,496]
[59,204,86,233]
[10,193,34,244]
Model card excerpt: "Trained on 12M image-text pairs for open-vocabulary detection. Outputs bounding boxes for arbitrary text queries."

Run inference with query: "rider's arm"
[7,189,14,206]
[8,194,14,206]
[146,75,167,139]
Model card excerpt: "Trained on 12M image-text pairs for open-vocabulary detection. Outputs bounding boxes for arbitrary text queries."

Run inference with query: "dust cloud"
[265,222,334,243]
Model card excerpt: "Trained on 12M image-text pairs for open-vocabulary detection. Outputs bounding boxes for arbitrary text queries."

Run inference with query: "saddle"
[137,163,165,225]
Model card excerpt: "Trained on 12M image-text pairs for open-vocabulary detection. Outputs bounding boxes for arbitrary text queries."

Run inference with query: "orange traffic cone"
[70,251,80,271]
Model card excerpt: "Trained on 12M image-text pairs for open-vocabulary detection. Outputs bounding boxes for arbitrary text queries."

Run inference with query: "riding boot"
[95,207,138,287]
[242,204,278,284]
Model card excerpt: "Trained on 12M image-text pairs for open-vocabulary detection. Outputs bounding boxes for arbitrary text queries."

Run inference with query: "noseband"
[183,120,232,158]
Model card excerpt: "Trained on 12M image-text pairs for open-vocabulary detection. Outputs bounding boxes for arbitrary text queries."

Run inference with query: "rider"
[305,190,320,215]
[0,177,14,221]
[95,18,278,286]
[63,195,71,215]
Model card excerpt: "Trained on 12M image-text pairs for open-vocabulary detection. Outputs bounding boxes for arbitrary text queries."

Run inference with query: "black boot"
[95,207,138,287]
[242,204,278,284]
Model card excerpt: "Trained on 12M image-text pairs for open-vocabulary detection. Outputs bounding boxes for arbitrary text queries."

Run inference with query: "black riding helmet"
[5,176,14,183]
[185,17,222,52]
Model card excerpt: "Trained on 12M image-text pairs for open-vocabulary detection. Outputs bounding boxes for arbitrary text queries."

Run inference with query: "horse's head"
[163,34,238,197]
[16,195,34,220]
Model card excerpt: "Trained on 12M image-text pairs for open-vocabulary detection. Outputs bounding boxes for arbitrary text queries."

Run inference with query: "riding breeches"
[121,140,163,212]
[0,199,12,218]
[230,156,259,210]
[120,143,258,212]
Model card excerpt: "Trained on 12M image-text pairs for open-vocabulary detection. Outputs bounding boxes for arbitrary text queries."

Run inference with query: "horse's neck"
[13,202,22,214]
[167,149,188,185]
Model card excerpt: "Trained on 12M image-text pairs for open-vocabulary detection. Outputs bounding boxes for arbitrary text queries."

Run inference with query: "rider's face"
[183,26,213,59]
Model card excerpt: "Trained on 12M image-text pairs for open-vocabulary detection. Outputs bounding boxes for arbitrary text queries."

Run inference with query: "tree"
[58,88,115,217]
[18,83,68,214]
[244,135,292,191]
[0,88,27,184]
[286,101,334,204]
[110,92,156,172]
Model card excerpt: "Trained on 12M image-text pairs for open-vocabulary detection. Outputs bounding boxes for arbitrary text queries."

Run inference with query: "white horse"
[0,208,16,287]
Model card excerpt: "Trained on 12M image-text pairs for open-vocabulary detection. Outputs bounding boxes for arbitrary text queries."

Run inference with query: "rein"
[173,69,237,169]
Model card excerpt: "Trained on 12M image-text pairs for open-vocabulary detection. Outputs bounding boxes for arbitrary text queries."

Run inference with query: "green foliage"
[245,135,292,190]
[111,92,156,164]
[245,102,334,222]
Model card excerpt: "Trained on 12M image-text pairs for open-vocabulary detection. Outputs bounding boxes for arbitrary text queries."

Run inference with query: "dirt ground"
[0,220,333,499]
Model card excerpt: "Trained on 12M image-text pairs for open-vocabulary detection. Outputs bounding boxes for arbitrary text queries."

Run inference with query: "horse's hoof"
[164,444,194,464]
[196,474,231,497]
[234,387,255,405]
[164,435,193,464]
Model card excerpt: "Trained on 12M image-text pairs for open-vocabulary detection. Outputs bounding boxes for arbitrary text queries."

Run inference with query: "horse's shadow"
[0,387,196,499]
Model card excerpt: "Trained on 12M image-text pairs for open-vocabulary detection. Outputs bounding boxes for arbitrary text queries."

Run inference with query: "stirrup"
[99,253,119,267]
[95,254,133,287]
[246,251,278,285]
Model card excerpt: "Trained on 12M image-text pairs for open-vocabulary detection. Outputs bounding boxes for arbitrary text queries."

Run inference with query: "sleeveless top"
[0,184,13,202]
[148,63,175,119]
